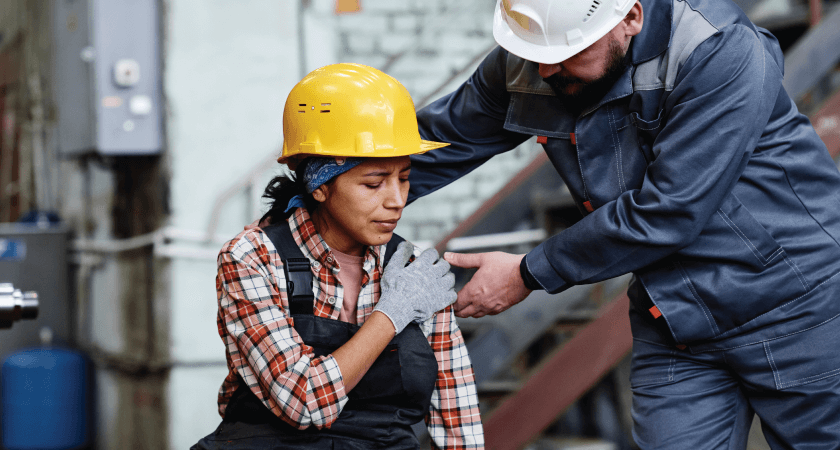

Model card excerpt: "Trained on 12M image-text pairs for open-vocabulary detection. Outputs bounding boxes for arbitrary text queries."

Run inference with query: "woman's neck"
[310,208,365,257]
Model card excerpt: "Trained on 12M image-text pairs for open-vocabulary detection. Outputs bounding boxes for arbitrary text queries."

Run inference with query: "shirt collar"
[631,0,672,65]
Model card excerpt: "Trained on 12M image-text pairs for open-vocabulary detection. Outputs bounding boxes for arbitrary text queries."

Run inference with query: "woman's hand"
[335,243,455,392]
[374,242,457,334]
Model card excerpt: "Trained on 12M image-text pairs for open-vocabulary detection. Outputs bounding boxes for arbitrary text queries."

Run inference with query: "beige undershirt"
[332,249,365,325]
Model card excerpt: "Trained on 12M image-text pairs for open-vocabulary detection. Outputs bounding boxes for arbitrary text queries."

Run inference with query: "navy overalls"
[193,224,438,449]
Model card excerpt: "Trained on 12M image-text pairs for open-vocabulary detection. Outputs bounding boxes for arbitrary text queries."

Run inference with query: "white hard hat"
[493,0,636,64]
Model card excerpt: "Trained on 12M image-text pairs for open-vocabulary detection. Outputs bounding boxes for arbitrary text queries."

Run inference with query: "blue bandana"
[302,157,364,193]
[285,157,365,212]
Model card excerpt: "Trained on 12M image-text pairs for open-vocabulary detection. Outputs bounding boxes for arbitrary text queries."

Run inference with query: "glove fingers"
[441,289,457,309]
[384,241,414,277]
[418,289,457,323]
[415,247,439,267]
[440,272,455,291]
[447,289,457,306]
[431,258,451,278]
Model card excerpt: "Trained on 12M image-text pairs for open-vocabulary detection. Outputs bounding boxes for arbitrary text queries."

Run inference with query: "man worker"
[409,0,840,447]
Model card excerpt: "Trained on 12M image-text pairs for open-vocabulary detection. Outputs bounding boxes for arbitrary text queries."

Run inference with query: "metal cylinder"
[2,348,91,450]
[0,283,40,328]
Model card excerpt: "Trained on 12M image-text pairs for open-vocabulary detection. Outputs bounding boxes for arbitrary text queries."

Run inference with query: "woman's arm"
[219,230,392,430]
[219,230,453,430]
[331,311,394,391]
[424,306,485,449]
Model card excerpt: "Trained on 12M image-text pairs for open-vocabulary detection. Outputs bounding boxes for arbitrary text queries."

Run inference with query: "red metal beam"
[435,152,550,253]
[483,294,632,450]
[810,89,840,159]
[810,0,823,26]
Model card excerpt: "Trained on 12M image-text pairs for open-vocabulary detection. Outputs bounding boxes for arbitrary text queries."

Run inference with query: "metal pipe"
[298,0,308,79]
[204,151,277,244]
[71,231,161,253]
[446,228,547,252]
[810,0,822,26]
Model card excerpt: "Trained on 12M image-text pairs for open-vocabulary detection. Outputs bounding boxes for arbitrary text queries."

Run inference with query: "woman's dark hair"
[262,162,319,224]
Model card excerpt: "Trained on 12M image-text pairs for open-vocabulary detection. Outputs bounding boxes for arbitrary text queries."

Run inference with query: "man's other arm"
[409,46,531,202]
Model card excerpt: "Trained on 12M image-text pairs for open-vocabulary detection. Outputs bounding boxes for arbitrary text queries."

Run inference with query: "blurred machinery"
[0,223,69,355]
[0,283,38,329]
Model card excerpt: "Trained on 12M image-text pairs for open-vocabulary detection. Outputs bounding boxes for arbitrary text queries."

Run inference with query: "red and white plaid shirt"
[216,208,484,449]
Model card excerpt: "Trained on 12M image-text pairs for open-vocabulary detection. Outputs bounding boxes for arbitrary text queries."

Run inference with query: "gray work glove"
[374,242,457,334]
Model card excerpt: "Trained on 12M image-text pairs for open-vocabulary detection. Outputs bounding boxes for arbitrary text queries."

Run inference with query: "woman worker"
[193,63,484,449]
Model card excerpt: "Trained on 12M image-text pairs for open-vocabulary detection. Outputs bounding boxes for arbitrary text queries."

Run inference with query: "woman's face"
[311,156,411,256]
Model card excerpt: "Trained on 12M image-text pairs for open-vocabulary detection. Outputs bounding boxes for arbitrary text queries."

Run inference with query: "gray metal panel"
[52,0,163,155]
[53,0,95,155]
[91,0,163,155]
[0,224,70,358]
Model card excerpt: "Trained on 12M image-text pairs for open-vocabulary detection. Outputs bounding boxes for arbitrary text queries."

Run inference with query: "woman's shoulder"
[218,227,274,262]
[375,235,422,269]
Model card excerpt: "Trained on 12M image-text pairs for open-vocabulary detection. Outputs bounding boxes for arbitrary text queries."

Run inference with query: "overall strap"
[383,234,406,268]
[262,221,406,316]
[262,223,315,316]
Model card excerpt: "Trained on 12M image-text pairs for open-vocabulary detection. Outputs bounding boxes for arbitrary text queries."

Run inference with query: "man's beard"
[543,38,630,115]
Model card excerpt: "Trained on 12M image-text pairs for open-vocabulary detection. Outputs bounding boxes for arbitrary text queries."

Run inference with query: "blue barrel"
[2,348,90,450]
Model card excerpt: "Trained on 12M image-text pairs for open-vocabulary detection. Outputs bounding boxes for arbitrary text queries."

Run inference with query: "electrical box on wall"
[53,0,162,156]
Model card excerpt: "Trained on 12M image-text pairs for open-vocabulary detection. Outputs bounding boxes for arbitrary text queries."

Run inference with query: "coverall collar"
[630,0,673,65]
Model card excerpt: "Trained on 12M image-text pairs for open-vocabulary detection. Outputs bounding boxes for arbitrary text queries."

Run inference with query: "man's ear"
[624,1,644,39]
[311,185,328,203]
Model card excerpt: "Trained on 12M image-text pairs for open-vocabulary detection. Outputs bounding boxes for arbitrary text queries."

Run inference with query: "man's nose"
[538,63,563,78]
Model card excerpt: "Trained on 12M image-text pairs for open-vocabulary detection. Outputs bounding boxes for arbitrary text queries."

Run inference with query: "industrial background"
[1,0,839,449]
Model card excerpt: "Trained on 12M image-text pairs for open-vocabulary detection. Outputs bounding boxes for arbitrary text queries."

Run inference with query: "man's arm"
[454,25,782,316]
[409,46,531,202]
[526,25,780,292]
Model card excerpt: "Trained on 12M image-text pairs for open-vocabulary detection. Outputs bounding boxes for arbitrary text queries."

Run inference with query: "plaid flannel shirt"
[216,207,484,449]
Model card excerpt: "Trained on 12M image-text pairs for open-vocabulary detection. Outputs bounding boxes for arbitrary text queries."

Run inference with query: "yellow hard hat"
[278,63,448,166]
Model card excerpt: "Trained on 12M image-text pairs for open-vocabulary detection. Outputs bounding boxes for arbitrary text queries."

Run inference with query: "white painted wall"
[163,1,304,448]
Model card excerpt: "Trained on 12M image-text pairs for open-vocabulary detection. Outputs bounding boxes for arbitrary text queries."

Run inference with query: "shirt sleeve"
[424,305,485,449]
[409,46,531,203]
[217,231,348,429]
[525,24,783,292]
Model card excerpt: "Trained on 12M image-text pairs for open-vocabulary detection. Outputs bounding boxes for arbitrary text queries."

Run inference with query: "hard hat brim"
[419,139,450,153]
[492,0,635,65]
[277,140,449,165]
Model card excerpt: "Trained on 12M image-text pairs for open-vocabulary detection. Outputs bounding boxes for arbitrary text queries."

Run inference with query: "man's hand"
[443,251,532,318]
